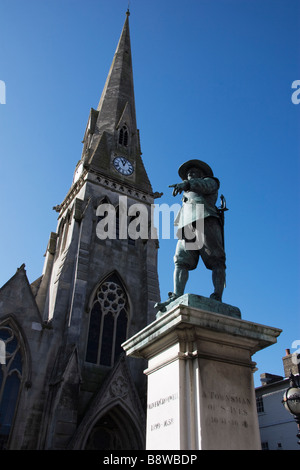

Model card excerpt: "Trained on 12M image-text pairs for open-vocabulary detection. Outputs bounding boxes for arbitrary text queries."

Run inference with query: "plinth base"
[123,295,281,450]
[156,293,241,319]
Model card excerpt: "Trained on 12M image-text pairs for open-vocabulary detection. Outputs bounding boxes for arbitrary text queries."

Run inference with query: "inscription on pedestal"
[203,391,251,429]
[145,357,181,450]
[147,393,178,433]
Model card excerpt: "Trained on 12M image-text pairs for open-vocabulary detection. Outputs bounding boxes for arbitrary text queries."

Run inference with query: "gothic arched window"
[0,325,23,449]
[85,274,129,367]
[118,125,129,147]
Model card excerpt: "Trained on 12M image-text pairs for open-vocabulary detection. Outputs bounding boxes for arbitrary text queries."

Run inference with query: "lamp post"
[282,372,300,445]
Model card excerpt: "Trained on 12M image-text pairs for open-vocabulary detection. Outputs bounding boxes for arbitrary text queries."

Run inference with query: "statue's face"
[187,167,202,180]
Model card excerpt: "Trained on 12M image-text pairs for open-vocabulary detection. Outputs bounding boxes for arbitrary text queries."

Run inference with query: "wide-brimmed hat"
[178,159,214,179]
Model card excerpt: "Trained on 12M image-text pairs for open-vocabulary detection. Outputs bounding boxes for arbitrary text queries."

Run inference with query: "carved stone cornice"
[53,169,88,219]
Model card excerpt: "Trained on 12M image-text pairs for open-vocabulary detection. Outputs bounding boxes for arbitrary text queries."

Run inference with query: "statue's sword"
[218,194,228,251]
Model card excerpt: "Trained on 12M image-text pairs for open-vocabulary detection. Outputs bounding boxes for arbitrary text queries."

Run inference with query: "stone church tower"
[0,11,160,450]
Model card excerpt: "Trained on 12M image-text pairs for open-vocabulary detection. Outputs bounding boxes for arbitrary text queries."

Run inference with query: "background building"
[256,349,300,450]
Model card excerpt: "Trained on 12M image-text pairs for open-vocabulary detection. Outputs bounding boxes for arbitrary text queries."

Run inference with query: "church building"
[0,11,160,450]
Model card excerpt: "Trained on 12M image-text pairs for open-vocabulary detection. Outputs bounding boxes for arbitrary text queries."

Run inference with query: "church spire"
[81,11,152,193]
[95,11,137,137]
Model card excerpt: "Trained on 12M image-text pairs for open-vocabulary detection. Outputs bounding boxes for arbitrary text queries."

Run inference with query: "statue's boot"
[154,292,179,312]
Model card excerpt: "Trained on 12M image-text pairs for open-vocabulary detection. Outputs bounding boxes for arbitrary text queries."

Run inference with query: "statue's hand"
[169,181,189,196]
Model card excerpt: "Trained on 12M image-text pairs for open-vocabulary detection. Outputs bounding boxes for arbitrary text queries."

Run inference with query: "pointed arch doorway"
[83,405,144,450]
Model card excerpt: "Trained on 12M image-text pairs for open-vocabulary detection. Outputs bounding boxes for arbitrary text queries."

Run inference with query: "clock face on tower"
[113,156,134,176]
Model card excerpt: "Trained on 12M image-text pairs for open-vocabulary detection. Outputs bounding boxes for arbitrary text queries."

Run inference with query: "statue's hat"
[178,159,214,179]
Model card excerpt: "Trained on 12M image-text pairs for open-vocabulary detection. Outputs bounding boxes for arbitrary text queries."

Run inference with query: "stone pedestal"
[122,295,282,450]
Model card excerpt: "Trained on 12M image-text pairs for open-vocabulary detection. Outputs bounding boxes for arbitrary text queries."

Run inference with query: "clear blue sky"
[0,0,299,388]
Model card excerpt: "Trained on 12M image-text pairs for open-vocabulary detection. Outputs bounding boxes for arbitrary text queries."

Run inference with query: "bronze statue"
[156,159,227,312]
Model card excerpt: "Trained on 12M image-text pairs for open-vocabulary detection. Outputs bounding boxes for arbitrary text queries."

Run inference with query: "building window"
[261,442,269,450]
[86,274,129,367]
[118,125,129,147]
[115,207,135,245]
[256,396,264,413]
[0,326,23,449]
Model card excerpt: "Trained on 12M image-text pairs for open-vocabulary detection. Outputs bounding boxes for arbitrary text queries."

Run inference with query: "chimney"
[282,348,300,378]
[260,372,283,386]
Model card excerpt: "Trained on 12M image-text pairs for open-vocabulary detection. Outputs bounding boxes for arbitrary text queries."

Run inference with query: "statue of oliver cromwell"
[156,159,227,312]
